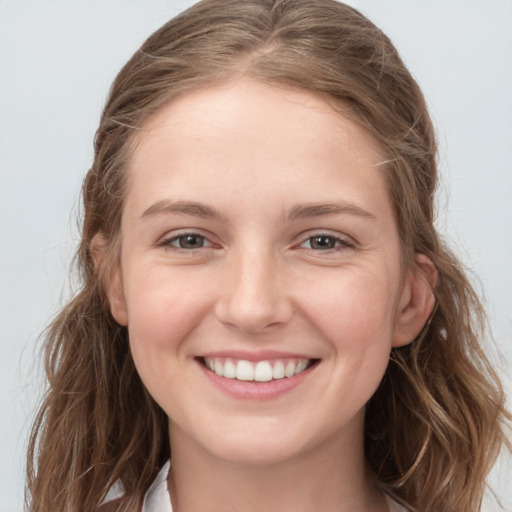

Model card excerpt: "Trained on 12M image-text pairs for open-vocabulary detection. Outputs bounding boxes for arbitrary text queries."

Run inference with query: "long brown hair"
[26,1,510,511]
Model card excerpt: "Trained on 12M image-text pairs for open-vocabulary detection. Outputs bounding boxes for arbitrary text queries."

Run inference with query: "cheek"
[305,269,399,412]
[123,269,210,370]
[303,266,400,348]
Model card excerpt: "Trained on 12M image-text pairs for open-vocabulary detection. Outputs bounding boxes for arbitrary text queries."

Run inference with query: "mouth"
[199,356,319,382]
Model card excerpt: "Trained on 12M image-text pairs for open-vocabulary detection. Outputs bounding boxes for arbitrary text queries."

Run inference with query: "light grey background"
[1,1,510,511]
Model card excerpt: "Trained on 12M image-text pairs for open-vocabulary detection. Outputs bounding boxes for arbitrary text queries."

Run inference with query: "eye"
[163,233,213,250]
[300,234,352,251]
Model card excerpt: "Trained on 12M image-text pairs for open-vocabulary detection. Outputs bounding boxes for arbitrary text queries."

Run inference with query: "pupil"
[180,234,203,248]
[312,236,334,249]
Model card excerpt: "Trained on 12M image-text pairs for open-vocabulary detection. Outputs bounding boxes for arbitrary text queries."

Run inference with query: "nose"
[214,246,293,334]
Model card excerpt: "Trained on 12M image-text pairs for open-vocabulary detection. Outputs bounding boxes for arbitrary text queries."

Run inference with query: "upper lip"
[198,350,317,362]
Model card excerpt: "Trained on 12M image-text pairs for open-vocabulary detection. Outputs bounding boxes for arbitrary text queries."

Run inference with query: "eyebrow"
[141,200,226,221]
[141,200,376,222]
[287,202,376,221]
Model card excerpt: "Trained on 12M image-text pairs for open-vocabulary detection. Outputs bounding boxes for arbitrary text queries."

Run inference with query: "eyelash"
[298,233,355,252]
[158,231,355,253]
[158,232,214,252]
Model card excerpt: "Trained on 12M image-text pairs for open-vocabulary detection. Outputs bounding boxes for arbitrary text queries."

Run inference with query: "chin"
[210,443,299,467]
[207,426,319,467]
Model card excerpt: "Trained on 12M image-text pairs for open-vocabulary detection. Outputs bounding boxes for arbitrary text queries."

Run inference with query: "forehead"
[125,79,391,218]
[134,79,383,158]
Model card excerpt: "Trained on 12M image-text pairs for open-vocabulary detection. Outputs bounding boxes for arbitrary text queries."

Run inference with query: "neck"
[167,422,388,512]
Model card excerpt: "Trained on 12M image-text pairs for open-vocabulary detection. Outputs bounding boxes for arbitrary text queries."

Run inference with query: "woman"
[26,1,510,511]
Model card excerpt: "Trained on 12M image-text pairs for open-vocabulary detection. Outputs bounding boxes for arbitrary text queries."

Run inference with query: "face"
[106,79,427,465]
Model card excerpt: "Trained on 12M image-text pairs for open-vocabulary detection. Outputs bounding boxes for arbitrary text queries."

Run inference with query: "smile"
[202,357,316,382]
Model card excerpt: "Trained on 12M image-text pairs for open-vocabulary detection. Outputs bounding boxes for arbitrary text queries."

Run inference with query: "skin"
[97,79,435,511]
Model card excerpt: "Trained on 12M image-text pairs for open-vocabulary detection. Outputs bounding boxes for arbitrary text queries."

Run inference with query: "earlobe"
[392,254,437,348]
[90,233,128,326]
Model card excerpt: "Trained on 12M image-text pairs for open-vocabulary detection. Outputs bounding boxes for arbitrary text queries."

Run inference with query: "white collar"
[142,459,173,512]
[385,495,407,512]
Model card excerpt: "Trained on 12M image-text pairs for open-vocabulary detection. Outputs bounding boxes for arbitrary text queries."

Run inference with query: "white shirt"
[142,460,173,511]
[105,460,407,511]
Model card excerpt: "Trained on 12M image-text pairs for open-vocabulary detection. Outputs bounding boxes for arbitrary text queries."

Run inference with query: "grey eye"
[173,234,207,249]
[307,235,338,250]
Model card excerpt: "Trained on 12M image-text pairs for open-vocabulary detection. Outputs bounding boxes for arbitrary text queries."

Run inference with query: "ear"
[392,254,437,348]
[90,233,128,326]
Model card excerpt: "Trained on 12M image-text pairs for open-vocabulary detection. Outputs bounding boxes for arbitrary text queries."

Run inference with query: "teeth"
[295,360,308,375]
[284,361,295,378]
[223,359,236,379]
[214,360,224,377]
[203,357,312,382]
[254,361,273,382]
[236,360,254,381]
[272,360,285,379]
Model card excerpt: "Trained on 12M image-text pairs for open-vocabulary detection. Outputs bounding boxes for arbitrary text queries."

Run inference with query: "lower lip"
[198,360,317,401]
